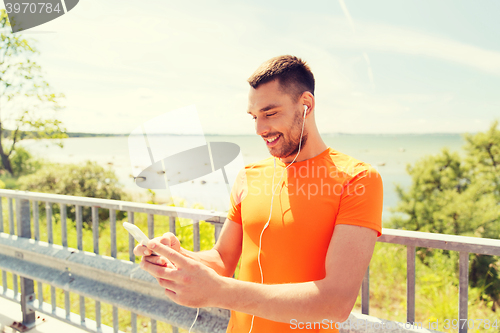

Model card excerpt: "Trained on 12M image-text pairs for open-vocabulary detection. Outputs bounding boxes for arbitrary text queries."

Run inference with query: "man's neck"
[279,139,328,164]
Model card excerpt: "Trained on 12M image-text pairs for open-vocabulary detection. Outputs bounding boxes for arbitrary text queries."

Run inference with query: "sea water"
[20,134,466,223]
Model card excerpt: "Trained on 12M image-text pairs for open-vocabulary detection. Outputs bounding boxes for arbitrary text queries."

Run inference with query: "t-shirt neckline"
[275,147,331,168]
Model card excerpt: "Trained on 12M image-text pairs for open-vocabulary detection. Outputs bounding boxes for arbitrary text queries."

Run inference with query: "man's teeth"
[267,135,279,143]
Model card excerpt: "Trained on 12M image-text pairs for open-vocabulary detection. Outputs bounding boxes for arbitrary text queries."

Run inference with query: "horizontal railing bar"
[0,190,225,223]
[10,189,500,255]
[1,273,225,333]
[0,234,165,298]
[379,228,500,256]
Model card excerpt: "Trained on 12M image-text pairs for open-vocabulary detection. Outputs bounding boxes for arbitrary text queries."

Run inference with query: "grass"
[1,198,499,333]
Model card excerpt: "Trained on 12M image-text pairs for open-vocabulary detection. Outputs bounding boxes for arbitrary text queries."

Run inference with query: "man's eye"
[266,112,277,117]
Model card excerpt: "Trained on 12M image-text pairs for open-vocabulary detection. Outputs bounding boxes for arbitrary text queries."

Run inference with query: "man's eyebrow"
[247,104,280,114]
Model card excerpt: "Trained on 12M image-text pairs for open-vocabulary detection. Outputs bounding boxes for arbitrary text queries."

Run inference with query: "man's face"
[247,79,308,159]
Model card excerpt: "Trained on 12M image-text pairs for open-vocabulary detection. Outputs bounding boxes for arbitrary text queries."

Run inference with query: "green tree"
[389,121,500,309]
[463,121,500,203]
[0,9,66,175]
[17,161,129,225]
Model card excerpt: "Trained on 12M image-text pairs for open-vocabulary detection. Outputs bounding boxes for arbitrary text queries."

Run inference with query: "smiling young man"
[135,55,383,332]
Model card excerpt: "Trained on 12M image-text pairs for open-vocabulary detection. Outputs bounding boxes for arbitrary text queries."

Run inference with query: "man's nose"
[255,117,270,137]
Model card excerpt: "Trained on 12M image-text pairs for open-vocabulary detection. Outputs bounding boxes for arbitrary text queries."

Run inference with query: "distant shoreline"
[21,132,469,138]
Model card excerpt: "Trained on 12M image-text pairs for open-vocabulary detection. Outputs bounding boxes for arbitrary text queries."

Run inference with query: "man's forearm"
[212,277,352,324]
[178,248,234,277]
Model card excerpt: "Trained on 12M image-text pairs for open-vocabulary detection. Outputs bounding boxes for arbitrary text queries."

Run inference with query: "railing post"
[60,203,67,247]
[459,252,469,333]
[92,206,101,332]
[169,216,176,236]
[76,205,83,251]
[407,245,416,324]
[193,220,200,252]
[9,198,14,235]
[46,202,53,244]
[0,197,5,296]
[0,196,3,233]
[33,201,39,241]
[361,266,369,315]
[92,206,99,255]
[110,209,117,258]
[128,211,135,262]
[17,199,36,328]
[214,224,222,243]
[147,214,154,240]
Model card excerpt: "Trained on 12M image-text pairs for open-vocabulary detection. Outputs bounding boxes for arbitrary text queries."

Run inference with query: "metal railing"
[361,230,500,333]
[0,189,499,333]
[0,189,229,333]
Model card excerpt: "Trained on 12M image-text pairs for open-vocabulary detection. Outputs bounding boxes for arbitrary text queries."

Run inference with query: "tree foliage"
[389,121,500,309]
[17,161,129,224]
[9,145,42,176]
[0,9,67,175]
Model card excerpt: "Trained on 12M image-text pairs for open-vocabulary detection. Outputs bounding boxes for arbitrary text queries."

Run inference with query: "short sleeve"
[227,167,248,225]
[335,166,383,237]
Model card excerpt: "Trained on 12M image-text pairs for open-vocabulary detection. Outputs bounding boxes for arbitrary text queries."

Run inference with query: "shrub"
[17,161,129,225]
[10,146,43,176]
[0,146,42,177]
[389,121,500,308]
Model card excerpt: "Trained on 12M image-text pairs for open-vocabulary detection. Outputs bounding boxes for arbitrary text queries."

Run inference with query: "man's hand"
[133,232,181,257]
[140,239,225,308]
[133,232,181,267]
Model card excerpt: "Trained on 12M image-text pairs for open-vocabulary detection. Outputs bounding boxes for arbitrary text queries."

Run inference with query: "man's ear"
[300,91,315,116]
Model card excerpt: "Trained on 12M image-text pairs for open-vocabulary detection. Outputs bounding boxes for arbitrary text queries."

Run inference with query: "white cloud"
[338,0,376,88]
[8,0,499,135]
[302,18,500,77]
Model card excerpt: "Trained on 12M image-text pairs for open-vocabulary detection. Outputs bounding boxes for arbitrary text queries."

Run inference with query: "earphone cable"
[189,307,200,333]
[248,107,307,333]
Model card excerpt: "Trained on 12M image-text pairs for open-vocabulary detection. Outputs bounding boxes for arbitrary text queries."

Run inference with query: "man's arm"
[215,224,377,323]
[136,218,242,277]
[142,223,377,324]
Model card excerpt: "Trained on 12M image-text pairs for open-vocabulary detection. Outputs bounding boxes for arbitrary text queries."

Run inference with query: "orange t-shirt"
[226,147,383,333]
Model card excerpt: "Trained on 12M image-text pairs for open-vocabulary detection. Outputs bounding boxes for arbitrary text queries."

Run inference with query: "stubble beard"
[268,109,308,160]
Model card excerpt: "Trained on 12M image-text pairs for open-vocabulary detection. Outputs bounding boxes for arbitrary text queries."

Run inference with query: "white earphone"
[248,105,308,333]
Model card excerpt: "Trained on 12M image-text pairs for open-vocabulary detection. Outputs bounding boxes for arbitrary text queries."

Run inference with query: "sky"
[1,0,500,135]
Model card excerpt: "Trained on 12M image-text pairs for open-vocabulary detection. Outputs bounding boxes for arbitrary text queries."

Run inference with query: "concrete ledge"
[339,313,442,333]
[0,296,93,333]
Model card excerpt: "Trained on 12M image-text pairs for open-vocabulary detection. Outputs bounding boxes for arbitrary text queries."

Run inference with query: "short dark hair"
[247,55,315,102]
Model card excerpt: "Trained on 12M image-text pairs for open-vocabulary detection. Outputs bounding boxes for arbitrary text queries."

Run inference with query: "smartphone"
[123,222,158,256]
